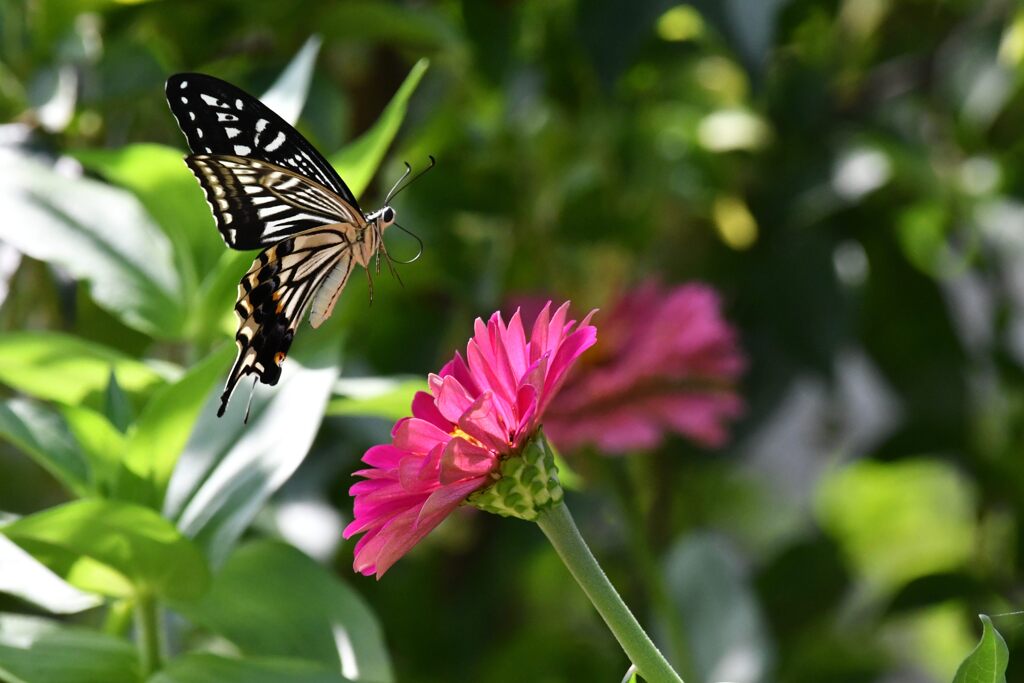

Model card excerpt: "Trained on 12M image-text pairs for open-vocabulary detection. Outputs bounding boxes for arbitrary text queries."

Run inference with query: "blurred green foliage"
[2,0,1024,681]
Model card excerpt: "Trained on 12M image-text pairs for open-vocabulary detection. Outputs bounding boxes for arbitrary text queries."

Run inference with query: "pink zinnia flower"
[543,282,745,453]
[343,302,597,578]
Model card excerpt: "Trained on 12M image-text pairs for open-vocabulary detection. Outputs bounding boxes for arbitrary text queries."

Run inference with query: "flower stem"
[536,502,684,683]
[134,591,162,676]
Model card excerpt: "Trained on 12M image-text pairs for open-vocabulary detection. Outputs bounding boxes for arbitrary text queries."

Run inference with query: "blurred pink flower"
[543,282,745,454]
[344,302,597,578]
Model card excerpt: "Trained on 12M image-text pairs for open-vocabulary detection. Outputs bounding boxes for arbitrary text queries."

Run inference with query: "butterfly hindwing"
[186,154,361,249]
[166,72,360,212]
[219,223,360,416]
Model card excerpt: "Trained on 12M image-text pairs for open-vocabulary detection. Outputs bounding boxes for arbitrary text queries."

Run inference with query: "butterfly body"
[166,73,398,417]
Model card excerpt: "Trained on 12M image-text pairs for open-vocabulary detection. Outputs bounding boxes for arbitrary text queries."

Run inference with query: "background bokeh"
[2,1,1024,681]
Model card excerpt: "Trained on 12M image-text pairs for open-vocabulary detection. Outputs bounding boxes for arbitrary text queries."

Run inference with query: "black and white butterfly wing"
[220,223,360,416]
[186,155,362,249]
[166,72,360,213]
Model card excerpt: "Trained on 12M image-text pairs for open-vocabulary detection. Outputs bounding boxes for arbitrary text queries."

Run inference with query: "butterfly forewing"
[220,224,360,416]
[186,155,361,249]
[166,73,360,211]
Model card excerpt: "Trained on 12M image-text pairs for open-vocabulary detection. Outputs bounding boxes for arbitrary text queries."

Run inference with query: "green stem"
[134,592,162,676]
[537,502,684,683]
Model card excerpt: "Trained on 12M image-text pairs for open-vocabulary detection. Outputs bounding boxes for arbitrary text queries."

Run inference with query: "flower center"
[450,426,485,449]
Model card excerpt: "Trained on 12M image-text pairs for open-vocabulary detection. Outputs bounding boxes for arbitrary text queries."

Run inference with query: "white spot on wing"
[256,119,268,132]
[180,97,188,104]
[264,131,286,152]
[180,80,188,89]
[225,127,240,139]
[234,145,252,155]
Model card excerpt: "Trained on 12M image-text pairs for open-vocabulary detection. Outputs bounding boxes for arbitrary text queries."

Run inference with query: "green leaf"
[115,344,235,507]
[260,35,323,126]
[815,459,975,591]
[0,536,102,614]
[0,331,167,408]
[105,370,134,433]
[150,653,350,683]
[326,376,425,421]
[192,249,254,348]
[329,59,429,197]
[0,148,184,337]
[165,331,341,567]
[72,143,215,300]
[953,615,1008,683]
[60,406,126,496]
[0,623,138,683]
[1,499,210,601]
[174,541,391,682]
[0,399,91,497]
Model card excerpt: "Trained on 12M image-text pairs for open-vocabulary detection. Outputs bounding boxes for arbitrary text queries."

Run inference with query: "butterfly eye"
[382,207,395,224]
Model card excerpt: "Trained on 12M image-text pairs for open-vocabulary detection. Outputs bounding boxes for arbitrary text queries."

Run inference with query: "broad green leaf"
[327,376,425,421]
[662,533,770,681]
[329,59,429,197]
[165,328,341,566]
[1,499,210,601]
[953,615,1008,683]
[150,653,350,683]
[72,143,214,297]
[260,35,322,126]
[0,399,91,497]
[116,344,235,507]
[175,541,391,682]
[0,623,138,683]
[60,406,126,496]
[0,536,101,614]
[0,331,166,407]
[816,459,975,591]
[192,250,253,347]
[0,148,184,337]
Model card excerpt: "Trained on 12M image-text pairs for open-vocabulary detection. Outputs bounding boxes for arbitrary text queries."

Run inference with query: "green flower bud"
[468,430,564,521]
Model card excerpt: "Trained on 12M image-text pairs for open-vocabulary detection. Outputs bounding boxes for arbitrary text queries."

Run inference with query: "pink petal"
[440,437,497,484]
[411,391,450,430]
[393,417,451,455]
[434,375,476,425]
[458,392,511,454]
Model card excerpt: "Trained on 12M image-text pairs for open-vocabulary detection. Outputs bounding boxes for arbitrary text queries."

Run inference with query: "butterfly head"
[368,206,397,243]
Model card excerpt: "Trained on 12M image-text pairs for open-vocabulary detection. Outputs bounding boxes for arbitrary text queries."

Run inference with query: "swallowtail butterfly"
[166,72,420,418]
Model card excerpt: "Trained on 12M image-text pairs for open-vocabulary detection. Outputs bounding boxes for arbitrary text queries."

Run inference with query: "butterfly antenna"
[243,376,258,424]
[385,162,413,204]
[388,155,436,202]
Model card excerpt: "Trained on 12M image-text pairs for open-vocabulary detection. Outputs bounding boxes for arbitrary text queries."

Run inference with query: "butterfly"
[165,72,429,418]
